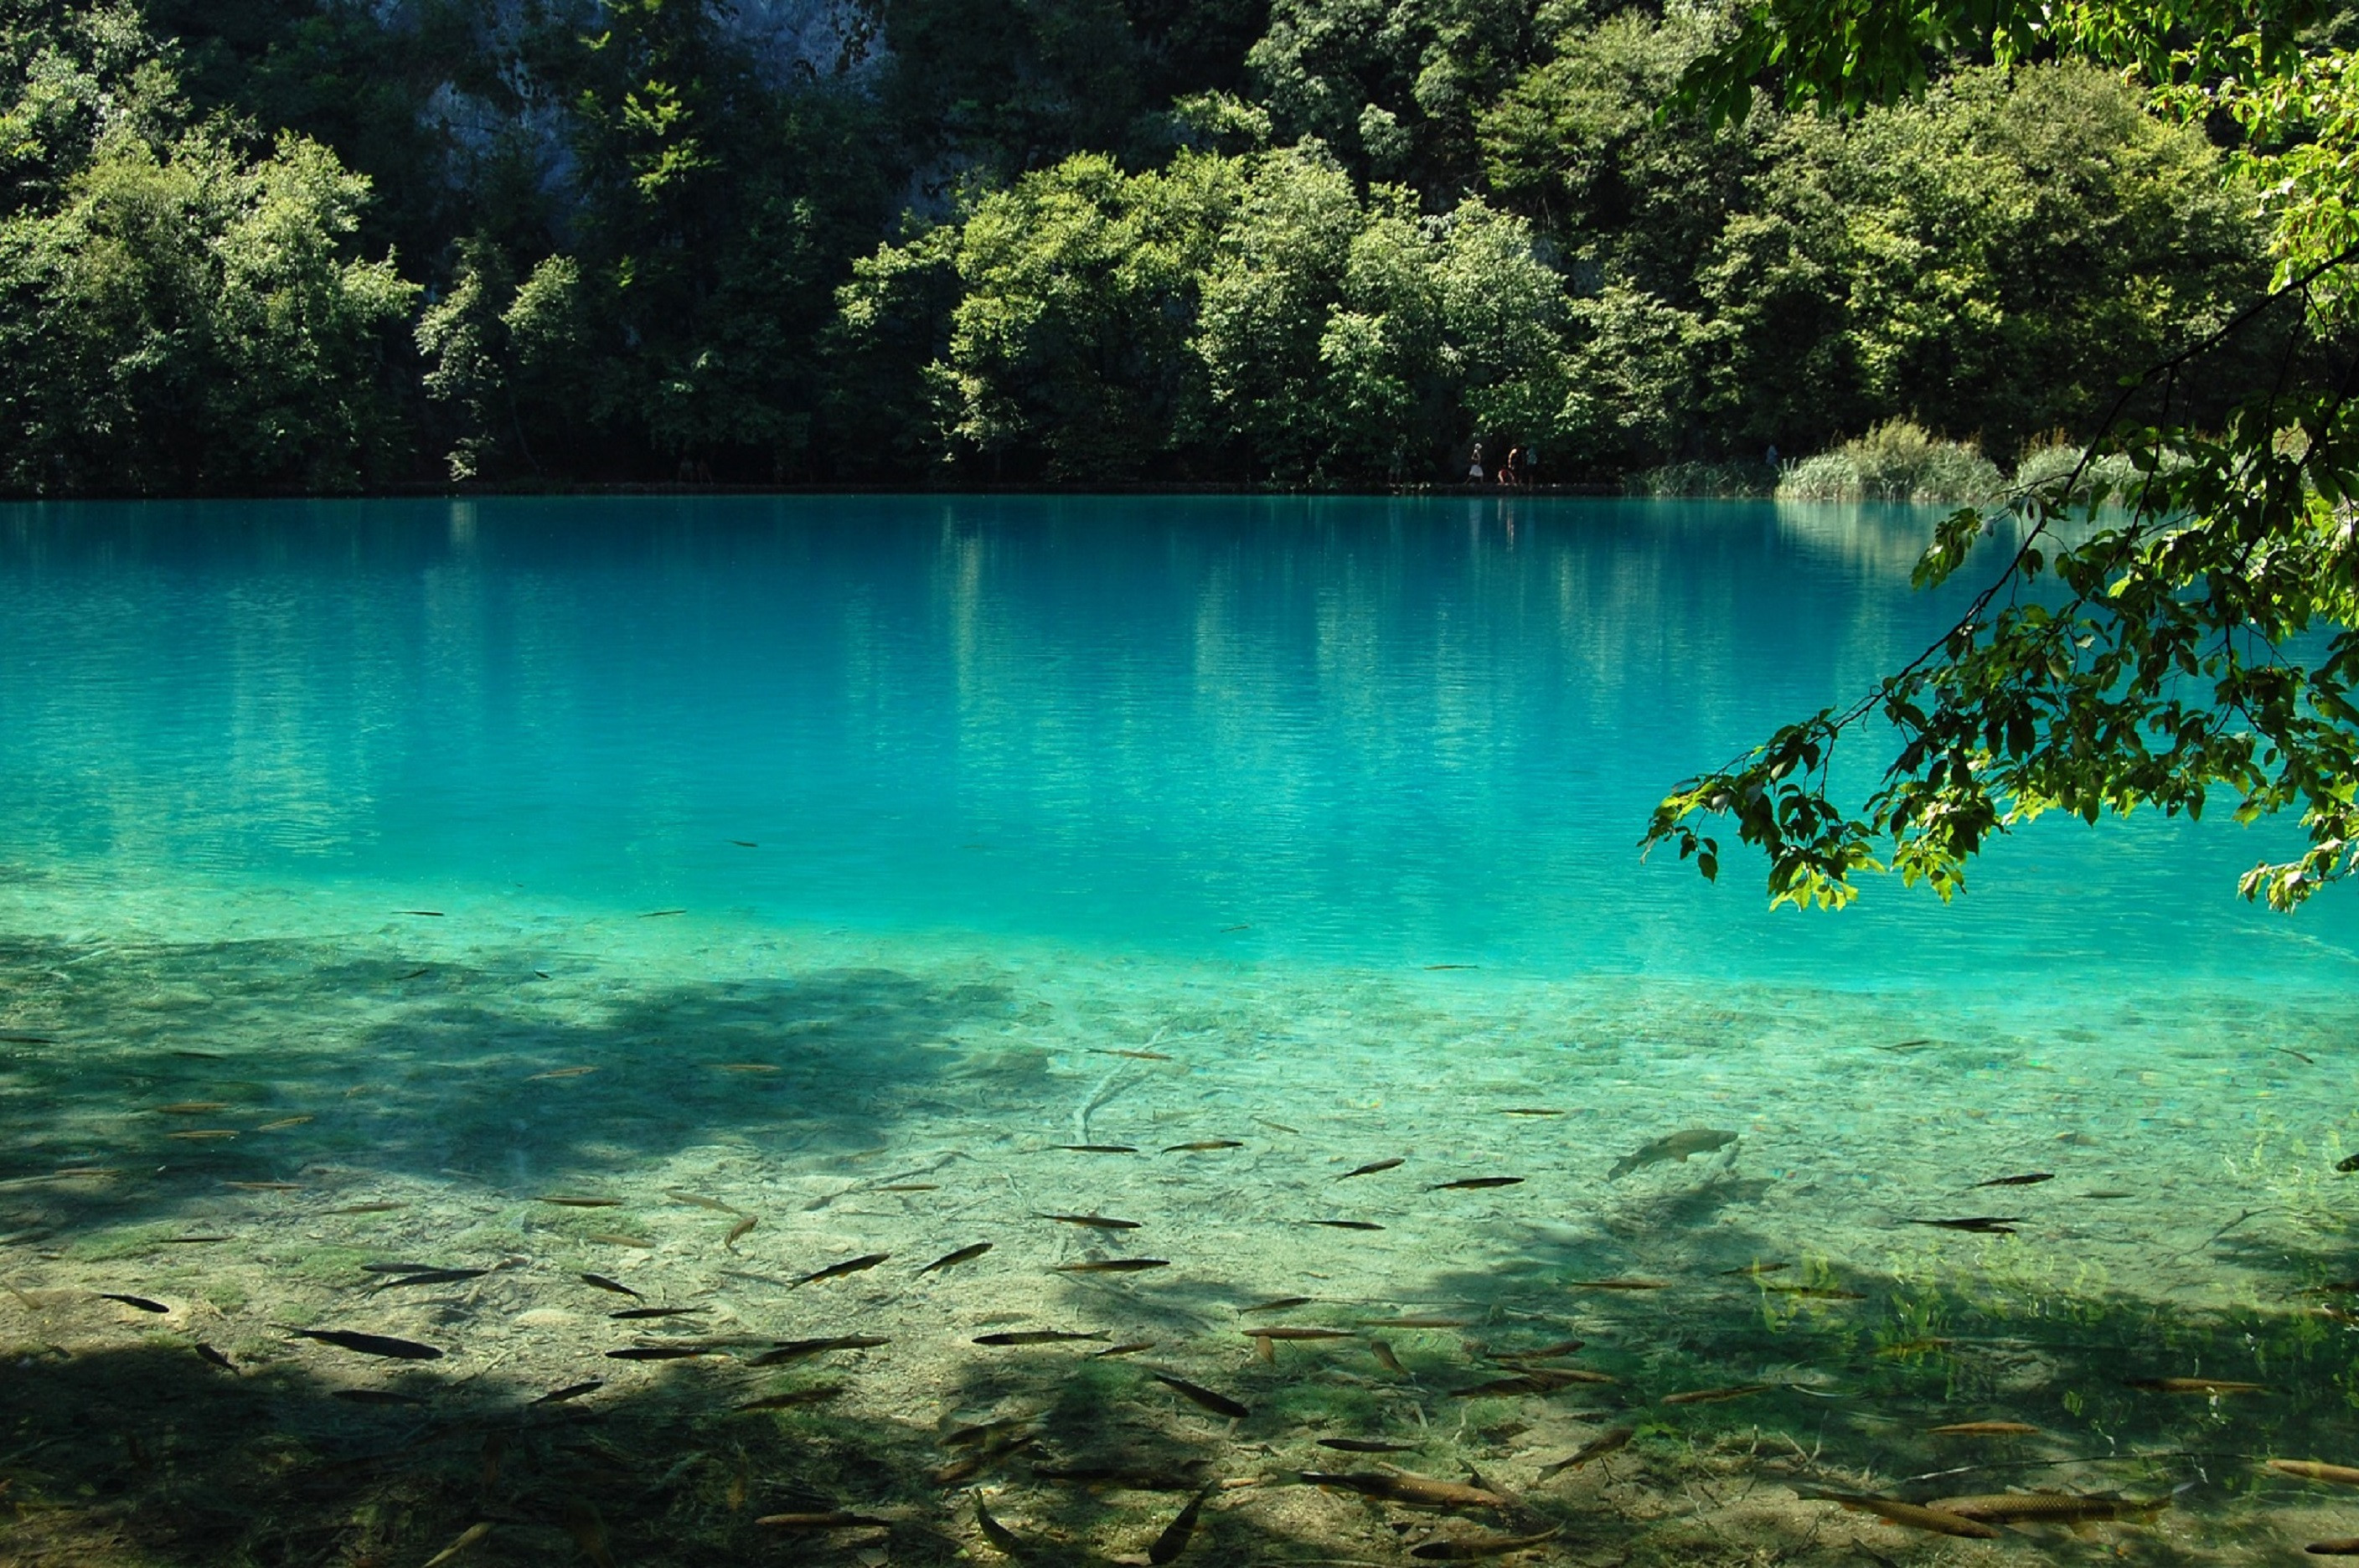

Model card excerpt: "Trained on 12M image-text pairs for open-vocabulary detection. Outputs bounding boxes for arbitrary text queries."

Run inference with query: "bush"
[2010,433,2148,504]
[1773,420,2002,503]
[1625,460,1778,497]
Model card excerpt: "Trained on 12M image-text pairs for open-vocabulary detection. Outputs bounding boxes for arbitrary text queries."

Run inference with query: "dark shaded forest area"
[0,0,2289,492]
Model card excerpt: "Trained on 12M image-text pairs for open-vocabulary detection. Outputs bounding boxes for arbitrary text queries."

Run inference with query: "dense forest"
[0,0,2291,492]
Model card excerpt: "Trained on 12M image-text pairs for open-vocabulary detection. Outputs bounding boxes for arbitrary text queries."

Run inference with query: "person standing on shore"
[1467,442,1484,482]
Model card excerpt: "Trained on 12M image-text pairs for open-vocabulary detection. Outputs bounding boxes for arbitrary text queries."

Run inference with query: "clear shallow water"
[2,495,2356,1567]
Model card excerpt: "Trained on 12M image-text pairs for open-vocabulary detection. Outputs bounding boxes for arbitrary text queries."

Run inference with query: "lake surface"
[1,494,2354,1566]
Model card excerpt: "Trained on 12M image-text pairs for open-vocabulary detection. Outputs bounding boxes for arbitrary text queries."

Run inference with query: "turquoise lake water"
[3,494,2356,1566]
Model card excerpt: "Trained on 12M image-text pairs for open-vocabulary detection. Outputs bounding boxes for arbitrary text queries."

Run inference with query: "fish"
[1359,1316,1469,1328]
[371,1267,488,1289]
[1370,1341,1407,1375]
[396,910,446,916]
[1149,1488,1211,1564]
[587,1234,652,1247]
[876,1184,938,1192]
[328,1202,409,1215]
[152,1102,230,1114]
[944,1416,1036,1449]
[1093,1048,1173,1060]
[254,1116,313,1131]
[194,1343,235,1371]
[282,1327,444,1360]
[1163,1140,1244,1153]
[1410,1526,1565,1560]
[0,1034,57,1044]
[605,1345,716,1360]
[1429,1178,1525,1191]
[973,1329,1111,1346]
[2269,1460,2359,1487]
[333,1388,427,1406]
[1299,1471,1511,1510]
[1152,1372,1250,1418]
[2309,1541,2359,1555]
[560,1499,614,1568]
[163,1235,230,1243]
[528,1066,600,1080]
[1537,1426,1634,1477]
[166,1129,237,1140]
[1242,1297,1315,1313]
[640,909,687,918]
[797,1252,889,1286]
[667,1190,743,1213]
[421,1522,493,1568]
[1454,1370,1613,1396]
[717,1062,778,1073]
[1722,1261,1789,1276]
[2341,1154,2359,1173]
[1338,1158,1404,1180]
[724,1215,757,1251]
[1038,1213,1141,1230]
[1053,1258,1171,1273]
[1094,1341,1157,1357]
[1490,1339,1586,1362]
[538,1194,622,1207]
[1763,1284,1866,1300]
[534,1380,604,1404]
[756,1512,893,1529]
[99,1293,169,1313]
[920,1242,994,1274]
[1909,1216,2023,1234]
[728,839,759,848]
[1924,1491,2171,1524]
[1567,1278,1668,1291]
[974,1497,1031,1556]
[610,1306,709,1319]
[580,1272,642,1299]
[1874,1038,1934,1053]
[1253,1118,1300,1134]
[1607,1128,1738,1180]
[1245,1326,1354,1340]
[1969,1173,2055,1188]
[2123,1376,2269,1394]
[1422,964,1477,970]
[1320,1438,1419,1453]
[1501,1108,1565,1117]
[1308,1220,1385,1230]
[1660,1384,1768,1405]
[1791,1488,2000,1539]
[749,1335,889,1365]
[1930,1421,2040,1436]
[733,1385,845,1411]
[1054,1145,1138,1153]
[2274,1047,2316,1064]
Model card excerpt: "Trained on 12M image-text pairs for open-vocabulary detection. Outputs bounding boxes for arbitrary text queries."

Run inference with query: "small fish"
[944,1416,1035,1448]
[2124,1375,2268,1394]
[1763,1284,1866,1300]
[421,1523,493,1568]
[534,1380,605,1404]
[372,1267,488,1289]
[166,1129,237,1140]
[1299,1471,1510,1509]
[1429,1177,1525,1191]
[733,1385,844,1411]
[152,1101,230,1114]
[1969,1172,2055,1188]
[920,1242,994,1274]
[538,1194,622,1207]
[724,1215,757,1251]
[2309,1541,2359,1555]
[640,909,687,918]
[2271,1460,2359,1488]
[529,1066,600,1080]
[1910,1215,2022,1234]
[561,1499,614,1568]
[162,1235,230,1243]
[1358,1316,1469,1328]
[2079,1190,2136,1199]
[1538,1426,1634,1477]
[0,1034,57,1044]
[1491,1338,1586,1362]
[1243,1297,1315,1313]
[225,1181,303,1191]
[667,1190,744,1213]
[580,1272,642,1298]
[1054,1145,1138,1153]
[254,1116,313,1131]
[1792,1488,2000,1539]
[334,1388,426,1406]
[1929,1420,2040,1436]
[1660,1384,1768,1406]
[973,1329,1110,1346]
[1369,1341,1407,1375]
[611,1305,709,1319]
[974,1497,1030,1556]
[1719,1261,1788,1276]
[876,1184,939,1192]
[606,1345,716,1360]
[1607,1128,1737,1180]
[728,839,758,848]
[1149,1488,1211,1564]
[1152,1371,1249,1418]
[1252,1117,1299,1134]
[1093,1048,1173,1060]
[1874,1038,1933,1053]
[329,1202,409,1215]
[1054,1258,1171,1273]
[283,1327,444,1360]
[756,1512,894,1529]
[1337,1158,1404,1180]
[1308,1220,1384,1230]
[1422,963,1477,970]
[1454,1370,1613,1396]
[396,910,446,916]
[937,1428,1040,1483]
[1319,1438,1418,1453]
[1410,1526,1564,1560]
[797,1252,889,1286]
[194,1343,235,1371]
[1221,923,1252,932]
[586,1235,650,1247]
[1094,1341,1157,1357]
[1038,1213,1140,1230]
[717,1062,778,1073]
[2274,1047,2316,1064]
[1566,1277,1667,1291]
[100,1292,169,1313]
[1163,1140,1244,1153]
[1500,1108,1565,1117]
[750,1334,889,1365]
[1925,1491,2171,1524]
[1245,1326,1354,1340]
[2339,1153,2359,1173]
